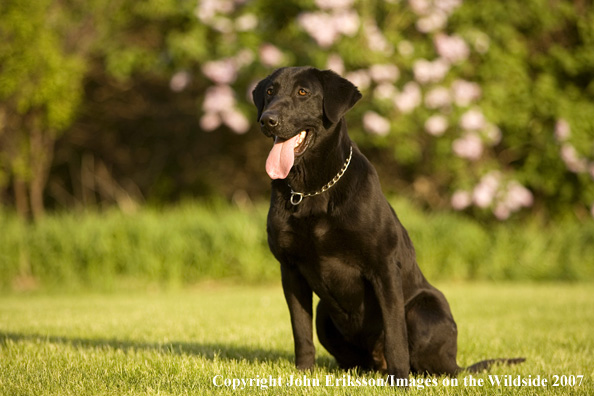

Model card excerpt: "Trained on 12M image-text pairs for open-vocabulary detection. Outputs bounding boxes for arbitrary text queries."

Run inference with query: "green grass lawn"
[1,283,593,395]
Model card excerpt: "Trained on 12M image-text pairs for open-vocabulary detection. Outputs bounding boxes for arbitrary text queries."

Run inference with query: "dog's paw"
[295,359,315,372]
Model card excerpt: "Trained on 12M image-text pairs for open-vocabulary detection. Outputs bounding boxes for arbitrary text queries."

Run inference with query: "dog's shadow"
[0,331,337,370]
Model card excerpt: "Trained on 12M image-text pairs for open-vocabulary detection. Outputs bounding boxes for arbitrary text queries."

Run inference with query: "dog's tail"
[465,357,526,373]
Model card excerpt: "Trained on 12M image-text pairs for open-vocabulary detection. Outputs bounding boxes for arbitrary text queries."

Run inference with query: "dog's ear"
[316,69,362,124]
[252,76,270,121]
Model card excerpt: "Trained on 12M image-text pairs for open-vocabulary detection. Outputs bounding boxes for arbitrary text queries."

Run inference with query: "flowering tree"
[182,0,593,220]
[2,0,592,220]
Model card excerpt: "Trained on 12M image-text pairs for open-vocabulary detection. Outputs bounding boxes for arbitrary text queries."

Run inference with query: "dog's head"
[252,67,361,179]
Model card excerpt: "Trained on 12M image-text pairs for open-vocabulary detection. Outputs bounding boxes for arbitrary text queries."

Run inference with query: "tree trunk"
[13,178,30,220]
[29,127,55,221]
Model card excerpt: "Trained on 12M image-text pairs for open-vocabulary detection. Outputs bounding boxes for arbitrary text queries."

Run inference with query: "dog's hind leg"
[405,289,460,375]
[315,300,374,370]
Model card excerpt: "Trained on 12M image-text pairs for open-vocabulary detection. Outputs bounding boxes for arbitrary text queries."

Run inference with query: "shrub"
[176,0,594,220]
[1,201,593,291]
[2,0,593,221]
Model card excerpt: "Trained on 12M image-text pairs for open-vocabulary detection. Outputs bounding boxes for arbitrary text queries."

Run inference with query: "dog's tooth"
[294,130,307,150]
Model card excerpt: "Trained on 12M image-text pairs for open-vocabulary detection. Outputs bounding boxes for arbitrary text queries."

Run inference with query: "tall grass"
[1,199,593,291]
[400,203,594,282]
[0,202,275,291]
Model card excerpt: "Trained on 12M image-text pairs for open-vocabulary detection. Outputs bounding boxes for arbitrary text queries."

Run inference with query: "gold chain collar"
[287,146,353,206]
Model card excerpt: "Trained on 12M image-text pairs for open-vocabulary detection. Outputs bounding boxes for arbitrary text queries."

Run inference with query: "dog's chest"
[272,214,358,260]
[271,215,368,306]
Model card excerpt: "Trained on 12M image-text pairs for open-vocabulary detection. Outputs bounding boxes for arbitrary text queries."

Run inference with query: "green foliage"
[1,284,593,395]
[1,0,594,221]
[0,0,89,218]
[396,198,594,282]
[0,202,276,291]
[449,0,594,218]
[0,0,86,135]
[1,200,593,292]
[146,0,593,220]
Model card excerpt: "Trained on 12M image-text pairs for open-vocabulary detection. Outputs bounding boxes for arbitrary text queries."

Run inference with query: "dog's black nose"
[260,112,280,128]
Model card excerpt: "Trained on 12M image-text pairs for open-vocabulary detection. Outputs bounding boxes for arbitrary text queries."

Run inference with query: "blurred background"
[1,0,593,291]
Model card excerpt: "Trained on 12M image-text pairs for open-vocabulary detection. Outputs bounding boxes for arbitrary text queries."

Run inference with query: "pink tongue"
[266,135,300,179]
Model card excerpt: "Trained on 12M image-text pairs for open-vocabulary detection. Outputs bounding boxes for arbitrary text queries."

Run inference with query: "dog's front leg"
[370,264,410,381]
[280,263,315,370]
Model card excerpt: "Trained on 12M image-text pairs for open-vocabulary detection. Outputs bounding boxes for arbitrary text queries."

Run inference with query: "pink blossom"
[298,10,359,48]
[364,19,393,54]
[326,54,345,75]
[554,119,571,142]
[345,70,371,91]
[435,0,462,14]
[408,0,461,34]
[408,0,431,15]
[590,163,594,180]
[434,33,470,64]
[409,0,461,16]
[235,13,258,31]
[416,12,447,33]
[484,124,502,145]
[201,85,249,134]
[505,181,534,210]
[451,190,472,210]
[451,79,481,106]
[453,132,483,161]
[202,59,238,85]
[472,172,500,208]
[493,203,511,220]
[561,144,587,173]
[425,86,451,109]
[460,108,486,131]
[591,203,594,218]
[374,83,397,100]
[363,111,391,136]
[170,71,192,92]
[195,0,234,23]
[333,9,360,36]
[369,64,400,83]
[394,82,422,113]
[259,44,284,67]
[202,85,236,113]
[200,112,222,132]
[494,180,533,219]
[315,0,354,10]
[223,108,250,134]
[298,12,339,47]
[206,17,234,34]
[473,183,495,208]
[413,58,450,84]
[482,172,501,190]
[425,115,448,136]
[234,49,254,68]
[398,41,415,57]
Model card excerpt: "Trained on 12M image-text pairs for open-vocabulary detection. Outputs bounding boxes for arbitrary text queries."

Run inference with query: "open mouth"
[265,128,312,180]
[294,129,310,155]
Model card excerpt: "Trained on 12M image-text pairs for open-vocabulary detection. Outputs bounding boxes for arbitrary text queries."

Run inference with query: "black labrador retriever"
[252,66,523,380]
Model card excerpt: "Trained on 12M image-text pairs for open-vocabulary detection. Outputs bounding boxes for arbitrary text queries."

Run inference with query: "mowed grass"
[1,283,593,395]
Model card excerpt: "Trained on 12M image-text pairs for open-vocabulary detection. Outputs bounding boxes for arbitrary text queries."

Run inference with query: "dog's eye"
[266,88,273,96]
[297,88,308,96]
